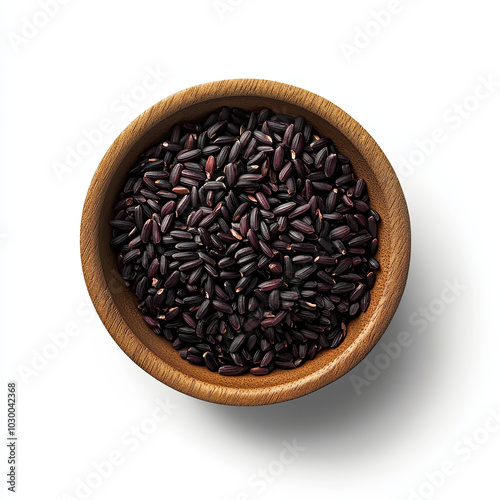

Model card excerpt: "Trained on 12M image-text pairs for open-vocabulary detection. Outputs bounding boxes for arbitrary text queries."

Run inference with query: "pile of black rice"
[110,107,380,376]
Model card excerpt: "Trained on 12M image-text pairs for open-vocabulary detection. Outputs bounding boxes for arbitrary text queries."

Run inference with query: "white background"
[1,1,499,499]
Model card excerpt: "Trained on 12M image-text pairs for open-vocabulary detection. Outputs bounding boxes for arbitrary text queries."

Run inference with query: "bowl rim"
[81,78,411,405]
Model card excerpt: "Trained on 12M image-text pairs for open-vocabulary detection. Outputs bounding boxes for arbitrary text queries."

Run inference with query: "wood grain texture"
[80,79,411,406]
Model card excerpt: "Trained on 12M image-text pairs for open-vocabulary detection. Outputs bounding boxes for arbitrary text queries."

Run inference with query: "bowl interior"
[84,83,407,405]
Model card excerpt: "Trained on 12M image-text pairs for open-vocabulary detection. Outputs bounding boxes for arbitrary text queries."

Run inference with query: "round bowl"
[80,79,410,406]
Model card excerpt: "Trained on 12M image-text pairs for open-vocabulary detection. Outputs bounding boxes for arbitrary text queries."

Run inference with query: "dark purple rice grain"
[218,365,249,376]
[110,107,380,376]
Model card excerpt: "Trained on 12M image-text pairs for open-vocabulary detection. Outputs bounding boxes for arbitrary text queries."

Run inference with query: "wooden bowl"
[81,79,410,406]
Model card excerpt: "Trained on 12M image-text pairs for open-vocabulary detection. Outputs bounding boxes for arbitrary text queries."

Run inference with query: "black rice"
[110,107,380,376]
